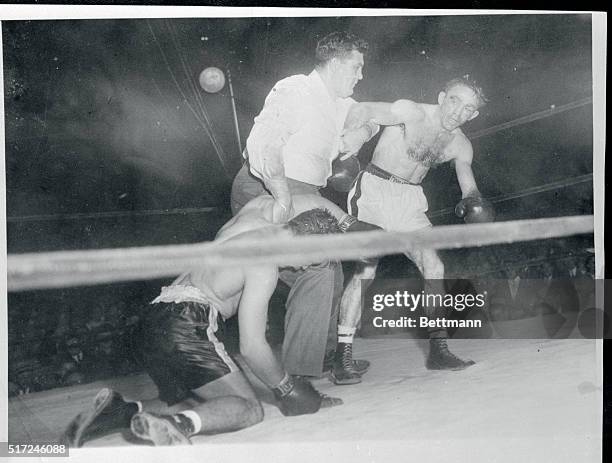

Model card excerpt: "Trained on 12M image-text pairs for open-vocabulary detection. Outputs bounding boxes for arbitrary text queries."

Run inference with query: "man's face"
[330,50,364,98]
[438,84,481,131]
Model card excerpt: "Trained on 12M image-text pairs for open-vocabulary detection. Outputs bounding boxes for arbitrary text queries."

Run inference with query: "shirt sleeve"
[246,78,306,179]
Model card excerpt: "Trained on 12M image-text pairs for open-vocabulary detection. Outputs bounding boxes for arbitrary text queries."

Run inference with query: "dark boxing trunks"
[133,300,237,406]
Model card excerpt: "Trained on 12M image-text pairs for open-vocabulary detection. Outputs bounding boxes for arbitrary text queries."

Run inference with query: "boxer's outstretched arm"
[455,158,480,198]
[448,135,480,198]
[340,103,381,157]
[345,99,425,128]
[452,136,495,223]
[238,266,286,389]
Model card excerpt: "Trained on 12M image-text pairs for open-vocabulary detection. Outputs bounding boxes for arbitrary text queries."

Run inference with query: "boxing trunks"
[348,163,432,232]
[134,285,238,406]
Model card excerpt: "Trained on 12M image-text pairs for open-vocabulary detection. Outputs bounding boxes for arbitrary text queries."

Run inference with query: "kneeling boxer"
[62,194,381,446]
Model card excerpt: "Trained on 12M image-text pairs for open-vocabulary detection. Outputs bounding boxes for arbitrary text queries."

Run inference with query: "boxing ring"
[6,211,601,463]
[7,336,601,462]
[4,58,604,463]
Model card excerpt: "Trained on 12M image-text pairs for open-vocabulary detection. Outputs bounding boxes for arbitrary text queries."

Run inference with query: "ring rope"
[7,174,591,223]
[7,215,593,292]
[6,206,219,223]
[428,173,593,218]
[467,97,592,140]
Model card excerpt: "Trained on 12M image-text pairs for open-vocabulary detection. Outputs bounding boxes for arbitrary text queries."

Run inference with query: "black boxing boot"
[323,349,370,375]
[331,343,362,385]
[61,388,139,447]
[273,375,342,416]
[426,338,475,371]
[130,412,193,446]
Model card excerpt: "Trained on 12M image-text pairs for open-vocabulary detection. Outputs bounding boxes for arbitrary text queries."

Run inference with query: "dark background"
[4,14,593,251]
[3,14,596,394]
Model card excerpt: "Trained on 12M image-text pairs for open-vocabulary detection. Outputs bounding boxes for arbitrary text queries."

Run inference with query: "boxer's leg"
[132,372,263,445]
[332,261,377,385]
[329,171,384,384]
[406,247,475,370]
[131,301,263,446]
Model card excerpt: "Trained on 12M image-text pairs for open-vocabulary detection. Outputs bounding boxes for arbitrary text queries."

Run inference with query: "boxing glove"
[272,375,322,416]
[455,195,495,223]
[328,156,361,192]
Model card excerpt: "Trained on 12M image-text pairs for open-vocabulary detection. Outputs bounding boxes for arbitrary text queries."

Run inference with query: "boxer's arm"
[339,122,379,159]
[450,136,495,223]
[238,266,286,388]
[344,100,424,128]
[455,159,480,199]
[449,135,480,198]
[340,103,381,158]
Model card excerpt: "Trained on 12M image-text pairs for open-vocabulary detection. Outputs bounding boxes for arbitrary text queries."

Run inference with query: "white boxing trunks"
[347,163,432,232]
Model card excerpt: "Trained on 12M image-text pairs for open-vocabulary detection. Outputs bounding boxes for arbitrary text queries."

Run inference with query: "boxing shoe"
[319,392,344,409]
[130,412,193,446]
[323,348,370,375]
[330,343,363,385]
[61,388,138,447]
[426,338,476,371]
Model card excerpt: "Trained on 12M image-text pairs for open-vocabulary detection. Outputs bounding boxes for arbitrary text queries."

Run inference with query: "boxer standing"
[332,76,494,384]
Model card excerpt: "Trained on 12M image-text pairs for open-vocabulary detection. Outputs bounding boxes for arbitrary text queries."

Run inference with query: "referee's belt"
[365,163,419,185]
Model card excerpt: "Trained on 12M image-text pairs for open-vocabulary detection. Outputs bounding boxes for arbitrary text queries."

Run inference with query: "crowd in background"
[8,237,596,397]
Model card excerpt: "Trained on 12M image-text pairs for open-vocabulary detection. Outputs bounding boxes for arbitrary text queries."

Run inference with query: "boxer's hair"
[444,75,488,107]
[315,31,368,64]
[287,208,342,235]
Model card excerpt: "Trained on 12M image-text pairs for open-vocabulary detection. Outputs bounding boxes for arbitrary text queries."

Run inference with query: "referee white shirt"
[246,70,356,187]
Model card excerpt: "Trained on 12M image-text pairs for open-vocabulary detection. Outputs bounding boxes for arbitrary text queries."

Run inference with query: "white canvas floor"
[8,335,602,463]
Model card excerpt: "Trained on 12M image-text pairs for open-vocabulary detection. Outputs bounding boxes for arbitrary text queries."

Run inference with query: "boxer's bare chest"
[399,122,454,167]
[372,122,456,182]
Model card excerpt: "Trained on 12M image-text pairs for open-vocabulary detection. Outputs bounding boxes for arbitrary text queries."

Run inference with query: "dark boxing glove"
[272,375,342,416]
[454,195,495,223]
[328,156,361,193]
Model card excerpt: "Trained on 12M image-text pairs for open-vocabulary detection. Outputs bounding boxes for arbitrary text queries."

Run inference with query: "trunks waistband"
[365,163,419,185]
[151,285,213,307]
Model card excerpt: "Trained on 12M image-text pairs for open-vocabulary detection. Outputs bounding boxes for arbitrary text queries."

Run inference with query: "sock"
[176,410,202,435]
[337,325,356,345]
